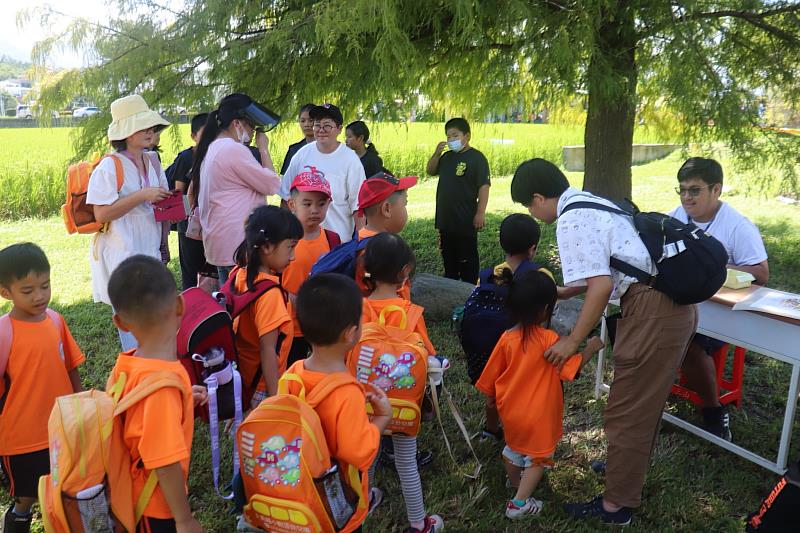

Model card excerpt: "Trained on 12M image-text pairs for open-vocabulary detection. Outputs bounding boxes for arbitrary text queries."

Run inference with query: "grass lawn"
[1,152,799,532]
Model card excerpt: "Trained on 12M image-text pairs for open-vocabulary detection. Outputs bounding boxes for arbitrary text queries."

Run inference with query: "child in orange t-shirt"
[360,233,443,533]
[285,273,391,533]
[233,205,303,407]
[283,167,340,366]
[475,270,603,521]
[0,243,84,533]
[106,255,209,533]
[355,171,416,299]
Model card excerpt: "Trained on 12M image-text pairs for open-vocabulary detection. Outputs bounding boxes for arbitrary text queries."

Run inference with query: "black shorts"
[137,517,176,533]
[692,333,727,355]
[1,449,50,498]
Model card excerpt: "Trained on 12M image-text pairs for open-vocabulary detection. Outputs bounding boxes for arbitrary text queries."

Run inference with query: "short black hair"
[677,157,724,186]
[506,269,558,335]
[362,232,415,291]
[0,243,50,288]
[108,255,177,328]
[445,117,470,135]
[111,139,127,152]
[296,274,363,346]
[500,214,541,255]
[511,158,570,204]
[191,113,209,135]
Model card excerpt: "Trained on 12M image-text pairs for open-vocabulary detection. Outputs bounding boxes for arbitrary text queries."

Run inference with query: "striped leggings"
[369,434,425,524]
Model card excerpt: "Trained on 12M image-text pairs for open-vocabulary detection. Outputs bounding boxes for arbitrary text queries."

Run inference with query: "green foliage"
[0,55,30,81]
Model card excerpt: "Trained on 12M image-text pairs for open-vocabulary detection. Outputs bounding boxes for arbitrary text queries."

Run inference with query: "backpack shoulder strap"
[45,308,63,333]
[323,229,341,249]
[100,154,125,192]
[113,371,189,416]
[0,314,10,380]
[145,151,164,180]
[220,267,280,318]
[304,373,359,408]
[561,201,631,217]
[404,304,424,332]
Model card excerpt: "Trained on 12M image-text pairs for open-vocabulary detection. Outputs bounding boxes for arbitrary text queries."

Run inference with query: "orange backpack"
[38,371,188,533]
[348,304,429,436]
[62,154,124,234]
[237,372,367,533]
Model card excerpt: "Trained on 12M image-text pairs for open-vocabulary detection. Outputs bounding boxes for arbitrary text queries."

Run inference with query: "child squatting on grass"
[475,269,603,520]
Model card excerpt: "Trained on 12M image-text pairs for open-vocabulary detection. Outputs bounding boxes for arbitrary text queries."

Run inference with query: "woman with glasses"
[190,93,281,282]
[280,104,367,242]
[87,94,172,350]
[668,157,769,441]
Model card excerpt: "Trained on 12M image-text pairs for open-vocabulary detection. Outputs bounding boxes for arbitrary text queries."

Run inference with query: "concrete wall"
[563,144,682,172]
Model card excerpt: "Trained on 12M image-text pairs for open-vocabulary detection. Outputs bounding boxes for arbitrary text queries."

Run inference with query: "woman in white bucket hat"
[86,94,172,350]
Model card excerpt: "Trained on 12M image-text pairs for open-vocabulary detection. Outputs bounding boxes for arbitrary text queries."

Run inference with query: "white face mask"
[448,139,463,152]
[235,123,252,144]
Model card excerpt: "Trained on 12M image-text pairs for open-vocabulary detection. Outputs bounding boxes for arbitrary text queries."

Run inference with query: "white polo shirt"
[556,188,654,300]
[668,202,767,267]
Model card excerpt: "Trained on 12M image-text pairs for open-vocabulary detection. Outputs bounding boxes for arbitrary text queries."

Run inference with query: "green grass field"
[1,131,800,532]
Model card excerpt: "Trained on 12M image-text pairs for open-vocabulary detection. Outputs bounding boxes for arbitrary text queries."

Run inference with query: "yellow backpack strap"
[135,472,159,524]
[404,304,424,332]
[305,374,359,408]
[377,304,407,329]
[278,373,307,400]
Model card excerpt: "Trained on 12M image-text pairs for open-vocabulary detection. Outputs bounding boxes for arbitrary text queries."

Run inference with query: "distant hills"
[0,55,31,82]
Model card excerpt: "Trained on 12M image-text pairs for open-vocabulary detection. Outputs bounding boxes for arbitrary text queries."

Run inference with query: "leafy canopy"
[26,0,800,193]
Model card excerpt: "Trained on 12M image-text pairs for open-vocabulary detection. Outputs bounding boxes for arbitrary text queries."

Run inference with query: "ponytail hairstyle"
[189,93,254,208]
[346,120,378,155]
[234,205,303,291]
[361,232,414,293]
[505,269,557,347]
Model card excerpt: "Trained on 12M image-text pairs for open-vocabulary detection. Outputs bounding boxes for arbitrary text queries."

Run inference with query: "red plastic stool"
[671,344,746,409]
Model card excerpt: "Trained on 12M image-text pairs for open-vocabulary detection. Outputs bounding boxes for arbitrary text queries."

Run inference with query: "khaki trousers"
[604,284,698,508]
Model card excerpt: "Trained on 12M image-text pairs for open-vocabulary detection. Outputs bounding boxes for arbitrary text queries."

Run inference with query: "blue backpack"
[459,260,540,383]
[310,232,372,278]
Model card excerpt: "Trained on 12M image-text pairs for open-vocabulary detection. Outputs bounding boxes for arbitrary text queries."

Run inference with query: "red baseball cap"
[290,166,331,198]
[357,171,418,211]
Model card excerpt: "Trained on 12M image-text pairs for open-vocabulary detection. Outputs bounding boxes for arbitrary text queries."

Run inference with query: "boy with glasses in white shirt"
[669,157,769,440]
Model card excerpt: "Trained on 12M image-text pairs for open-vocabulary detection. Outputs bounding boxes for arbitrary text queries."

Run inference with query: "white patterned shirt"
[556,188,654,300]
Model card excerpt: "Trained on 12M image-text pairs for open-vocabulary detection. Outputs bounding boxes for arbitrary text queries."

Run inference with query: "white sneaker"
[505,497,544,519]
[368,487,384,516]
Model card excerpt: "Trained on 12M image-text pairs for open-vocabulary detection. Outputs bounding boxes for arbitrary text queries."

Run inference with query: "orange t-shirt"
[362,298,435,355]
[282,230,336,337]
[0,313,84,455]
[233,269,293,392]
[284,360,380,533]
[106,351,193,520]
[475,327,581,458]
[355,228,411,300]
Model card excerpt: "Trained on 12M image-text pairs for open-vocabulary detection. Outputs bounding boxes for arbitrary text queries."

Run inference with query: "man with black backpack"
[510,159,700,526]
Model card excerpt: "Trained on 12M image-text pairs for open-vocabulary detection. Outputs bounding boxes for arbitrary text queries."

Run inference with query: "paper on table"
[732,287,800,321]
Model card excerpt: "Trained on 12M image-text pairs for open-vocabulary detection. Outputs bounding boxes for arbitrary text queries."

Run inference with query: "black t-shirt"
[165,147,194,232]
[359,149,384,179]
[434,147,490,234]
[281,139,308,175]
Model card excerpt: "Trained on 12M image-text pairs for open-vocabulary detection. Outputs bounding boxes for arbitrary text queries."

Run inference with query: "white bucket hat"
[107,95,170,141]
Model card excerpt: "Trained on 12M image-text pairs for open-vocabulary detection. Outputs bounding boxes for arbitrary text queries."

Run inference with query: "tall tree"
[28,1,800,200]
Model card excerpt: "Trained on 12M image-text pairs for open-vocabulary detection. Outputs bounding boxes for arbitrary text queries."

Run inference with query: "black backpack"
[746,461,800,532]
[562,199,727,305]
[459,260,540,383]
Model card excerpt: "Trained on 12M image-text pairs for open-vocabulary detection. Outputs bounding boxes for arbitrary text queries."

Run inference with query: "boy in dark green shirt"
[426,117,490,283]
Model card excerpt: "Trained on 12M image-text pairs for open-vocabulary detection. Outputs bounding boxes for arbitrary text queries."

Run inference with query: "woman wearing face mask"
[190,93,281,282]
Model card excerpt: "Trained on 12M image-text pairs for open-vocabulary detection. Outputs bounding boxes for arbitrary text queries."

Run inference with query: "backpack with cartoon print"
[237,372,365,533]
[348,304,430,436]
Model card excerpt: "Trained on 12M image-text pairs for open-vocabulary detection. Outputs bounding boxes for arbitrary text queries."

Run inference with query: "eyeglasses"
[675,185,713,198]
[313,123,336,133]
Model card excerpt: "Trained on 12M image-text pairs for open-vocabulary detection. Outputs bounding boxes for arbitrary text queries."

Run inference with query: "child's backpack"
[0,309,63,407]
[561,199,727,305]
[746,460,800,532]
[62,154,124,234]
[310,232,371,278]
[237,372,366,533]
[459,261,540,383]
[177,267,281,498]
[348,305,429,436]
[322,228,341,250]
[38,371,188,533]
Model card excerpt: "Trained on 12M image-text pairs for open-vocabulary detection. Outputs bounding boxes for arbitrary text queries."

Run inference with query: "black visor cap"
[240,102,281,132]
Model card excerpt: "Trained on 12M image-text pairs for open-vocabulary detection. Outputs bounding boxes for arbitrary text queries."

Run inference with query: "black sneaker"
[3,506,32,533]
[702,406,732,441]
[564,496,632,526]
[381,448,435,470]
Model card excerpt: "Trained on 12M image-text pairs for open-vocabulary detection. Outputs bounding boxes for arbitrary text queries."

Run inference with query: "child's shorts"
[137,516,176,533]
[502,446,554,470]
[1,449,50,498]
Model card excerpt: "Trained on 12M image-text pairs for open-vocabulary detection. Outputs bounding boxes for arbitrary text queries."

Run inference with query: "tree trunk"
[583,3,638,203]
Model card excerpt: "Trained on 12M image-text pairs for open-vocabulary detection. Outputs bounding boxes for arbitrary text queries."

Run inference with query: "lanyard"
[121,150,151,189]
